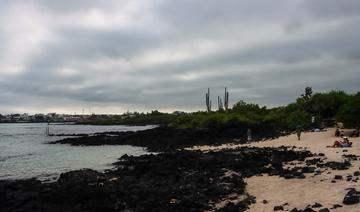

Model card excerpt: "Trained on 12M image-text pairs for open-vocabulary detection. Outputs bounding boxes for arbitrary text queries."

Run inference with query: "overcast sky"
[0,0,359,114]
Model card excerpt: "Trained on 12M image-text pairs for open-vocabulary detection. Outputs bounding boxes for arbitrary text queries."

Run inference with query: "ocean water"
[0,123,154,181]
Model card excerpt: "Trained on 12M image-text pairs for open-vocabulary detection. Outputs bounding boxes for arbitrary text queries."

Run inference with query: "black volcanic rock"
[302,166,316,173]
[343,188,360,205]
[319,161,351,170]
[216,202,249,212]
[0,147,313,212]
[334,175,342,180]
[306,158,323,165]
[274,205,284,211]
[342,154,359,161]
[330,204,342,209]
[312,202,322,208]
[51,126,280,152]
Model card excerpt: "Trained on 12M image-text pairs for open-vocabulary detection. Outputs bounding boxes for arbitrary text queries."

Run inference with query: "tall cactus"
[205,88,212,112]
[218,96,224,111]
[224,87,229,111]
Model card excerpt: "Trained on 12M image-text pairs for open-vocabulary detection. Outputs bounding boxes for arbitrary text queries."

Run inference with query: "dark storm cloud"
[0,0,359,113]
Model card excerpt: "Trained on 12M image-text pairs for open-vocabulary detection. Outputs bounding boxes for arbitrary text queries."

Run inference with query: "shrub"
[336,92,360,128]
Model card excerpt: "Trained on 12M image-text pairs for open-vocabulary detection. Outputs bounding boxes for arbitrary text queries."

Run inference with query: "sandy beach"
[190,128,360,211]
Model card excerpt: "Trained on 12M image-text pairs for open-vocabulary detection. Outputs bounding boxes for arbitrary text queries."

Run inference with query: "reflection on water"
[0,123,155,180]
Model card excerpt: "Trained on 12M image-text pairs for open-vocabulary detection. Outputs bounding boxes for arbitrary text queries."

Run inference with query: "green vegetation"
[80,110,177,126]
[173,88,358,131]
[336,92,360,128]
[79,88,360,131]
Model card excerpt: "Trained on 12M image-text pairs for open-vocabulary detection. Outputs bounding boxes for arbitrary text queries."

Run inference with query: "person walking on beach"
[296,125,302,140]
[247,128,252,142]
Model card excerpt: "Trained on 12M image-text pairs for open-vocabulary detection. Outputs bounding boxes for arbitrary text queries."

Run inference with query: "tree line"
[79,88,359,131]
[173,87,360,131]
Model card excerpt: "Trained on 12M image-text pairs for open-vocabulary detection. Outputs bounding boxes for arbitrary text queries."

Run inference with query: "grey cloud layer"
[0,0,360,113]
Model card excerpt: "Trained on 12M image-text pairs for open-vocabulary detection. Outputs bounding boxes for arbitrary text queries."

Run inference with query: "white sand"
[189,128,360,211]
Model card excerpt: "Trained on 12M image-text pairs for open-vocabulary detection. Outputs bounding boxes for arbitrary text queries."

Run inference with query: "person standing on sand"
[335,128,341,137]
[247,128,252,142]
[296,125,302,140]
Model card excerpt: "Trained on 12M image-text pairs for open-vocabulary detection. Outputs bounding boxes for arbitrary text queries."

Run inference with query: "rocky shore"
[50,126,281,152]
[1,147,314,212]
[2,128,359,211]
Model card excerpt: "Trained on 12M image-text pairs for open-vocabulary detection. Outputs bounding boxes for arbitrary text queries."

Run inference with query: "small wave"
[0,173,13,179]
[37,173,59,183]
[1,133,39,137]
[0,134,14,137]
[0,153,35,161]
[24,127,41,129]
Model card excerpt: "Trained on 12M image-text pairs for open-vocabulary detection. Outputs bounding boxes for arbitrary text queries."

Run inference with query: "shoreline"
[1,147,314,212]
[50,126,281,152]
[1,128,359,211]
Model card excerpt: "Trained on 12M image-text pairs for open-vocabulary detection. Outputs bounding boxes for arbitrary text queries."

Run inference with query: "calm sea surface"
[0,123,154,181]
